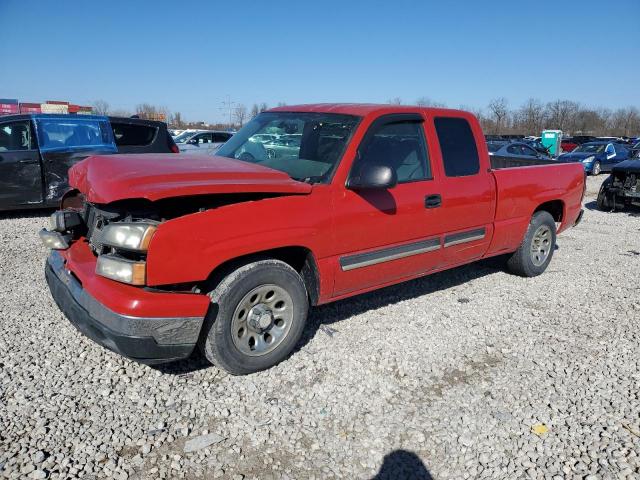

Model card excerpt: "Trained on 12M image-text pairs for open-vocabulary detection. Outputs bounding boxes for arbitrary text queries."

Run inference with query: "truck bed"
[490,155,559,169]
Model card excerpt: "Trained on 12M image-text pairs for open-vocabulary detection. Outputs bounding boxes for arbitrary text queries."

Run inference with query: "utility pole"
[219,95,236,129]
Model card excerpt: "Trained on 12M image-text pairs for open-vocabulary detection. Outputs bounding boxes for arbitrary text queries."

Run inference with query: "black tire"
[597,178,614,211]
[506,211,556,277]
[199,260,308,375]
[591,161,601,176]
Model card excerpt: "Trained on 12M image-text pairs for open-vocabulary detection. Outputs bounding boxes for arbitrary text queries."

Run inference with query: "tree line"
[391,97,640,137]
[94,97,640,136]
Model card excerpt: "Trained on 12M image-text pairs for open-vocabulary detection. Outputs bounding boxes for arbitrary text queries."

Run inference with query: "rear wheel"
[199,260,309,375]
[506,211,556,277]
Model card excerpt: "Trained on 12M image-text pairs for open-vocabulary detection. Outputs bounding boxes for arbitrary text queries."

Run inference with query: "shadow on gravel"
[585,199,640,216]
[298,257,505,352]
[371,450,433,480]
[153,257,504,376]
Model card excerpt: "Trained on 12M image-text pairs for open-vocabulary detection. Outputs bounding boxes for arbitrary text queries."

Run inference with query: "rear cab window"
[111,123,158,146]
[434,117,480,177]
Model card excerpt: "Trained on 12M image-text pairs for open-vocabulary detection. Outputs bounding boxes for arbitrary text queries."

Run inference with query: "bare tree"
[488,97,509,134]
[514,98,545,134]
[170,112,184,128]
[387,97,402,105]
[92,99,110,115]
[415,97,446,107]
[259,103,269,113]
[545,100,579,132]
[109,109,132,118]
[250,104,260,118]
[277,102,287,107]
[233,104,248,127]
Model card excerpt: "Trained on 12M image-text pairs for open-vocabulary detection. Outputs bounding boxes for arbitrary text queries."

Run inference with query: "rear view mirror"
[348,164,397,190]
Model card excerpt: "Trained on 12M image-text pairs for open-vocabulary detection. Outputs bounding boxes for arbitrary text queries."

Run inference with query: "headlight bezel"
[100,222,158,252]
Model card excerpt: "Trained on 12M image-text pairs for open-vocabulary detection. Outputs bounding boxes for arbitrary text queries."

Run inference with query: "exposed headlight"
[101,223,157,252]
[39,229,70,250]
[96,255,146,285]
[582,156,595,163]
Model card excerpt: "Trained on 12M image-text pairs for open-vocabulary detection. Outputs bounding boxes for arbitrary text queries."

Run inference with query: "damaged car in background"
[0,114,177,211]
[597,156,640,211]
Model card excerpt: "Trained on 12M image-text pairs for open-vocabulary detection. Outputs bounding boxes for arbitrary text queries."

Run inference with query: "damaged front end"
[40,191,288,286]
[597,161,640,211]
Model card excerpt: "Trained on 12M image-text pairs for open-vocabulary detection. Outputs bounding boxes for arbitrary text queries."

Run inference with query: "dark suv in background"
[0,114,177,211]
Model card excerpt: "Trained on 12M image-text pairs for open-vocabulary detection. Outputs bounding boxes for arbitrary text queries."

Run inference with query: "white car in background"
[173,130,233,155]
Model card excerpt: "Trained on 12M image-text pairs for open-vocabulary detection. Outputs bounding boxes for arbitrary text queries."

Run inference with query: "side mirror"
[348,164,397,190]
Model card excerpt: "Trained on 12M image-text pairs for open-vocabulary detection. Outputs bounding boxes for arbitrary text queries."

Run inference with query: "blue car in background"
[558,141,631,175]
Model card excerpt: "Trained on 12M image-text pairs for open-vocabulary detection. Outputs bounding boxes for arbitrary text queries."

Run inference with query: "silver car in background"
[174,130,233,155]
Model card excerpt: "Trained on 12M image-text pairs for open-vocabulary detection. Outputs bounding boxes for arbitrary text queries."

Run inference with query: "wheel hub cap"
[231,284,294,357]
[530,225,552,267]
[247,304,273,331]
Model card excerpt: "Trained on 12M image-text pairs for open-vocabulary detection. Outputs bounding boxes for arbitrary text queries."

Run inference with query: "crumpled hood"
[69,154,312,204]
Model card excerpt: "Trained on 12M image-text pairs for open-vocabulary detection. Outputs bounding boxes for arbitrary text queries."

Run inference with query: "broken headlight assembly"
[100,222,158,252]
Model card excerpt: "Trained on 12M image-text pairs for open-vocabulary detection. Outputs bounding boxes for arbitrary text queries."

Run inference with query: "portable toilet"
[541,130,562,157]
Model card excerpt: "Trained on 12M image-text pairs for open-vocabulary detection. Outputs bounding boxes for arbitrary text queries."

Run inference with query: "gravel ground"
[1,175,639,480]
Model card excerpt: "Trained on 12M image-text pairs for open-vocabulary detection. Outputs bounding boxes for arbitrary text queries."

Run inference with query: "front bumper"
[45,250,206,364]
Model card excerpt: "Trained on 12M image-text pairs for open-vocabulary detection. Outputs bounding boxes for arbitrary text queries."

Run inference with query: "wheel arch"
[202,246,321,306]
[533,199,564,223]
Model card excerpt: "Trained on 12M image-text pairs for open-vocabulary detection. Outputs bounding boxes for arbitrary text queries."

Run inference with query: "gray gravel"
[1,176,639,479]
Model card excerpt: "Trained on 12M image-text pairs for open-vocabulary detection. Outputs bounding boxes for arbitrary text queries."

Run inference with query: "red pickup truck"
[41,104,585,374]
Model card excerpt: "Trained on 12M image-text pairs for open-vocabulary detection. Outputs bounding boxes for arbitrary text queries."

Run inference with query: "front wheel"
[199,260,309,375]
[506,211,557,277]
[591,161,601,176]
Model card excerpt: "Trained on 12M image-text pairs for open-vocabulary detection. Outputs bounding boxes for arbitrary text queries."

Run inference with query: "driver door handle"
[425,194,442,208]
[19,158,38,164]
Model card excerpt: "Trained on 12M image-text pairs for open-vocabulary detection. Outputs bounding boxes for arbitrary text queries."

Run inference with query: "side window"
[213,133,231,143]
[506,145,520,155]
[111,124,156,146]
[355,120,431,183]
[434,117,480,177]
[521,145,537,157]
[0,121,32,152]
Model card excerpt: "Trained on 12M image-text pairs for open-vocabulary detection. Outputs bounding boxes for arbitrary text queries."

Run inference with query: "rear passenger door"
[430,116,496,267]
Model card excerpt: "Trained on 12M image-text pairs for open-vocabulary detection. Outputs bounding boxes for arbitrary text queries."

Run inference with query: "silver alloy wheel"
[231,284,293,356]
[593,162,601,175]
[530,225,552,267]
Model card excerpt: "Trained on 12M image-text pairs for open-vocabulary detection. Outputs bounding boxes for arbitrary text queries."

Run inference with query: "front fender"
[145,193,331,286]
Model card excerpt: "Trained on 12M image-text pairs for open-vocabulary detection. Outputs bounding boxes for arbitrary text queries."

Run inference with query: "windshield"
[217,112,360,183]
[173,131,198,143]
[33,115,116,153]
[573,143,606,154]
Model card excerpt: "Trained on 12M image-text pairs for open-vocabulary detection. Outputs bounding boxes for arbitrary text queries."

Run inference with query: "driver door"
[332,114,445,296]
[0,119,43,208]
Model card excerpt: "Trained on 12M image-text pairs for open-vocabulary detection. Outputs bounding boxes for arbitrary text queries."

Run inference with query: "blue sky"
[0,0,638,123]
